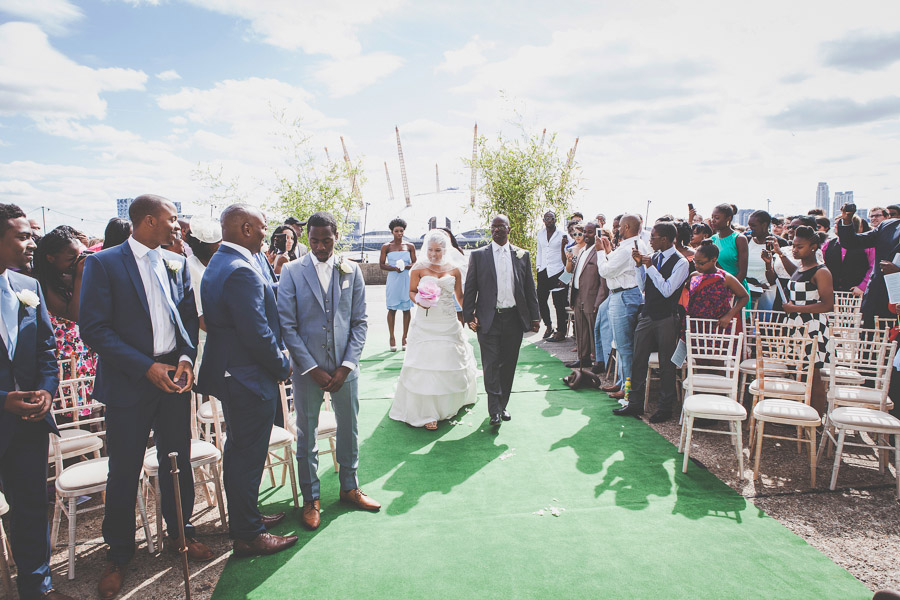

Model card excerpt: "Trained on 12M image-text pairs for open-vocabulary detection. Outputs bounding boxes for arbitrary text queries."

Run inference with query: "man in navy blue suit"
[80,195,210,600]
[197,204,297,557]
[0,204,71,599]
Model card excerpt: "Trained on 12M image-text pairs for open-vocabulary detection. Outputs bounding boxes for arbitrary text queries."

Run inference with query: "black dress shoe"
[648,410,672,423]
[489,414,501,426]
[542,327,555,339]
[501,410,511,421]
[564,360,581,368]
[613,403,643,417]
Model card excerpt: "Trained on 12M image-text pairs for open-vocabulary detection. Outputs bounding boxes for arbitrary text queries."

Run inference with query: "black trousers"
[219,377,277,541]
[537,269,568,330]
[0,423,52,598]
[477,310,524,416]
[629,314,680,411]
[103,387,194,565]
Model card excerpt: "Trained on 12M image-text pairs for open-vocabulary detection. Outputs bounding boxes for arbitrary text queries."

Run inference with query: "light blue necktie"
[0,276,18,360]
[147,250,191,347]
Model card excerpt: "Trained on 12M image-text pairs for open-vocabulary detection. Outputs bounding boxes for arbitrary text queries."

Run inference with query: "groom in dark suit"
[197,203,297,556]
[0,204,71,599]
[81,194,209,600]
[463,214,540,426]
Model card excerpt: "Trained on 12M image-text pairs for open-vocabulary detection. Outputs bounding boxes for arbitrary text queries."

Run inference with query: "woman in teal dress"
[380,218,417,351]
[710,203,750,308]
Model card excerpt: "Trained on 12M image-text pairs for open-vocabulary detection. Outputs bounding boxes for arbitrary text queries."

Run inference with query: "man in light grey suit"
[277,211,378,531]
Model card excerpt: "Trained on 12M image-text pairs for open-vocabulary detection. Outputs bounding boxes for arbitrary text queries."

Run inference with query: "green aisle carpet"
[212,333,870,599]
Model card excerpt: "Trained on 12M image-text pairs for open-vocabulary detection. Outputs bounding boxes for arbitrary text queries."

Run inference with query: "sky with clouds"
[1,0,899,235]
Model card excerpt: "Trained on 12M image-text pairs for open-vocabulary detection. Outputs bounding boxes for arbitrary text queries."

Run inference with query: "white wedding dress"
[389,275,478,426]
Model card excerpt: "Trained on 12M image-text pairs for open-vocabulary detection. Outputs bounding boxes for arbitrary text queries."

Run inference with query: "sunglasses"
[572,232,584,237]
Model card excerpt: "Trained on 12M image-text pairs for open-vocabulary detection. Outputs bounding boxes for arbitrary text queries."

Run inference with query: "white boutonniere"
[16,289,40,308]
[513,247,526,259]
[336,256,353,274]
[164,259,181,273]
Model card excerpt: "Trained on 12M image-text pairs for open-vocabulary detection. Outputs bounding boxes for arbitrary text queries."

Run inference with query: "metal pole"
[41,206,46,232]
[168,453,191,600]
[361,203,369,262]
[645,200,651,228]
[767,198,771,214]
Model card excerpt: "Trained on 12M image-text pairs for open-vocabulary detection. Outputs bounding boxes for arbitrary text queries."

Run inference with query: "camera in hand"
[843,203,857,215]
[170,371,188,388]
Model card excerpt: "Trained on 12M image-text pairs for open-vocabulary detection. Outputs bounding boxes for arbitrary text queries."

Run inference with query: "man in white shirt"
[596,215,649,399]
[535,211,567,340]
[613,222,689,422]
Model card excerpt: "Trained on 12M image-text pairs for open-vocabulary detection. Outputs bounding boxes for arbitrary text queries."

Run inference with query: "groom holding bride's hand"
[463,214,540,427]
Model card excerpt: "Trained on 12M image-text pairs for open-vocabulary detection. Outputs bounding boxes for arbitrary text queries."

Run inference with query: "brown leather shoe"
[167,536,215,562]
[261,512,286,529]
[339,488,381,511]
[600,383,620,393]
[302,500,321,530]
[98,562,124,600]
[233,532,298,557]
[548,331,567,343]
[608,390,626,400]
[42,589,76,600]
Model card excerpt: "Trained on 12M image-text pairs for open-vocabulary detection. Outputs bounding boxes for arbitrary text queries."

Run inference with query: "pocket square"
[342,279,349,289]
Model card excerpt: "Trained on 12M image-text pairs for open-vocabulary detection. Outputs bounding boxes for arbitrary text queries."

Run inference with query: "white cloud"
[437,36,496,74]
[0,0,83,35]
[156,69,182,81]
[313,52,404,97]
[118,0,404,57]
[0,179,41,195]
[0,22,147,120]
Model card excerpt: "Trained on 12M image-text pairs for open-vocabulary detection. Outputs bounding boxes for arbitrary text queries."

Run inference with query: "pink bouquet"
[415,279,442,315]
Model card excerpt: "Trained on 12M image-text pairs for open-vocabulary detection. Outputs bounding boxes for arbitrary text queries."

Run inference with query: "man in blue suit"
[277,211,376,531]
[80,195,210,600]
[197,204,297,557]
[0,204,71,599]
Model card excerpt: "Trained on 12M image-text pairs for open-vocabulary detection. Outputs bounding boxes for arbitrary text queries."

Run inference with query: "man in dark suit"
[0,204,72,599]
[80,194,209,600]
[837,203,900,326]
[463,214,540,427]
[197,204,297,556]
[566,222,601,369]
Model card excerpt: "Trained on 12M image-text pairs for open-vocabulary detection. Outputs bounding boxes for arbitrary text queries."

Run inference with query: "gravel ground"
[533,329,900,595]
[6,292,898,599]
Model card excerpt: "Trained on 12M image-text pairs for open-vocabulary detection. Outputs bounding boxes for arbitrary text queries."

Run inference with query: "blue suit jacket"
[0,272,60,458]
[197,245,290,399]
[838,219,900,319]
[276,253,367,381]
[79,242,199,407]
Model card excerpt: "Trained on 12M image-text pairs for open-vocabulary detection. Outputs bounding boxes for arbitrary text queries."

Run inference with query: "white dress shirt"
[491,241,516,308]
[0,271,13,351]
[635,245,690,298]
[597,236,650,290]
[536,227,564,276]
[127,236,184,358]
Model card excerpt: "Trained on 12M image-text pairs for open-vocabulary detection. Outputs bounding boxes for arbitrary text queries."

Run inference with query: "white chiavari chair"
[679,317,746,477]
[817,334,900,498]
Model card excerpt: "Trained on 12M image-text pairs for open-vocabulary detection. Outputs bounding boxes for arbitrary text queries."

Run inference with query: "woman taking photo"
[270,224,298,276]
[685,242,749,330]
[33,225,97,381]
[380,218,417,351]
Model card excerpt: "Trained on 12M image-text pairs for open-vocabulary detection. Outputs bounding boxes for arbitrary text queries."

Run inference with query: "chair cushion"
[318,411,337,436]
[753,399,820,424]
[648,352,659,368]
[740,358,782,374]
[820,366,865,384]
[689,374,734,391]
[683,395,747,418]
[197,400,224,421]
[270,426,293,447]
[54,429,104,458]
[0,490,8,515]
[830,407,900,431]
[832,386,891,408]
[56,457,109,492]
[748,378,807,396]
[143,439,221,473]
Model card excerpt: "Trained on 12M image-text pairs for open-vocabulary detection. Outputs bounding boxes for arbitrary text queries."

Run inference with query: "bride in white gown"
[389,230,478,430]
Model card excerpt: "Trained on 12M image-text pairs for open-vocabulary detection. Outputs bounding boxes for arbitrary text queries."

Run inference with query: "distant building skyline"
[816,182,830,218]
[116,197,182,220]
[833,191,854,218]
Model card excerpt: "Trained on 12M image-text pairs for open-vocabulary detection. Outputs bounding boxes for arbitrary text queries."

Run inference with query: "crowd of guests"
[537,202,900,424]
